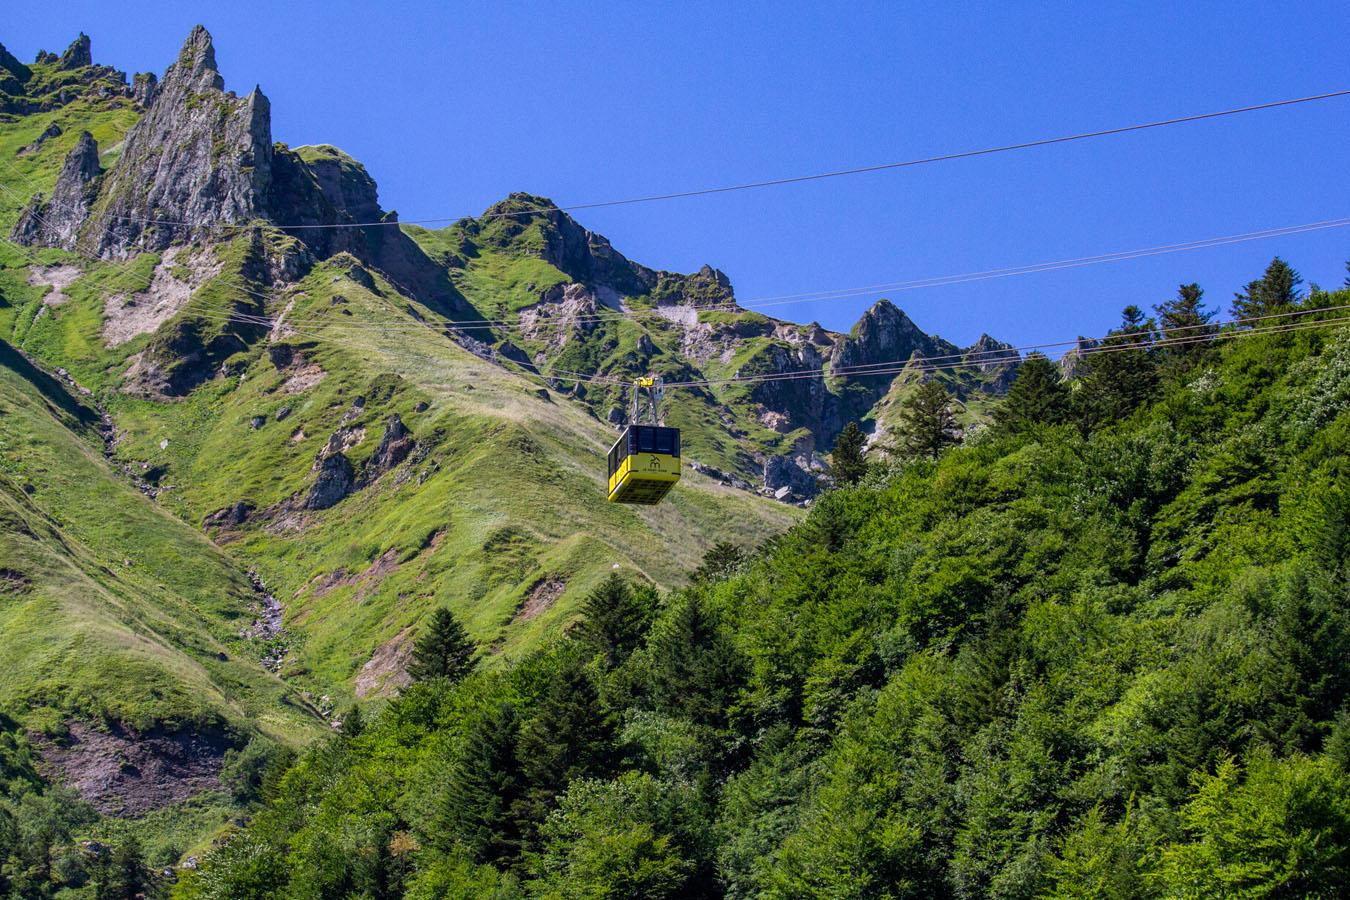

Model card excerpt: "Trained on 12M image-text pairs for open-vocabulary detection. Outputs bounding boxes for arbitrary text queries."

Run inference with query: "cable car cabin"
[607,425,681,504]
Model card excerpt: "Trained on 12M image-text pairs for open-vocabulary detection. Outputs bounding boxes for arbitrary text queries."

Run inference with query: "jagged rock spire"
[0,41,32,84]
[167,24,224,91]
[11,131,103,249]
[77,25,273,256]
[58,33,92,69]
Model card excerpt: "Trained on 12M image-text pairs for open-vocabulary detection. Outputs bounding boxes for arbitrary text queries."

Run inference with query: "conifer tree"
[642,593,747,729]
[1232,256,1303,320]
[1074,305,1159,429]
[829,421,870,485]
[514,651,614,842]
[1156,283,1216,345]
[94,836,146,900]
[573,573,651,668]
[893,379,960,459]
[440,701,526,863]
[408,607,477,683]
[693,542,749,583]
[992,353,1070,434]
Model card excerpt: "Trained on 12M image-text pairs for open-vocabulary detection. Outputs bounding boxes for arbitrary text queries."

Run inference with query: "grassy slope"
[98,254,798,698]
[0,341,321,741]
[0,97,796,711]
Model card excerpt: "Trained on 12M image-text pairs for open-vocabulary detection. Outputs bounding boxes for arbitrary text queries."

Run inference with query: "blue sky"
[10,1,1349,347]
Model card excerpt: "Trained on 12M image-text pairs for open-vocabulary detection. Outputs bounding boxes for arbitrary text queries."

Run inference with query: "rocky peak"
[132,71,157,107]
[11,131,103,249]
[832,299,930,373]
[963,333,1013,369]
[0,42,32,85]
[59,34,93,69]
[474,193,649,294]
[69,26,273,256]
[167,25,224,92]
[696,265,731,291]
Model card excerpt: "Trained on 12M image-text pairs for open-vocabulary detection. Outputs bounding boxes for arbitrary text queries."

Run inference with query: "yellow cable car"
[607,424,681,504]
[607,375,680,504]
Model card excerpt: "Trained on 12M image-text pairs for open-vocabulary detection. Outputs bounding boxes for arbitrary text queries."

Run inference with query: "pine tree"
[440,700,526,863]
[573,573,651,668]
[514,651,614,844]
[94,836,146,900]
[693,541,749,583]
[1074,305,1159,429]
[893,379,960,459]
[1156,283,1216,344]
[340,704,364,738]
[992,354,1070,434]
[641,593,747,729]
[1232,256,1303,320]
[829,421,870,485]
[407,607,477,683]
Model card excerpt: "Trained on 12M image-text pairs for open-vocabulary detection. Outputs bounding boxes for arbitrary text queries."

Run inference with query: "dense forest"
[8,259,1350,897]
[147,259,1348,898]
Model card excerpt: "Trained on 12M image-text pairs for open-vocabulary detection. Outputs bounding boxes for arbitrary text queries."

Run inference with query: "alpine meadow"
[1,15,1349,900]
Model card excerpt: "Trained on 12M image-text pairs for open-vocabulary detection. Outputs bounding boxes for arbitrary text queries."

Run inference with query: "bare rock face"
[368,414,415,475]
[85,26,273,257]
[832,299,937,373]
[0,41,32,92]
[306,451,355,510]
[131,71,157,107]
[962,333,1020,391]
[11,131,103,249]
[59,33,93,69]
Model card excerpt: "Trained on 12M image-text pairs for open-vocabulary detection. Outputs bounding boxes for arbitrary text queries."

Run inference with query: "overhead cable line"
[4,90,1347,233]
[184,297,1350,391]
[175,216,1350,339]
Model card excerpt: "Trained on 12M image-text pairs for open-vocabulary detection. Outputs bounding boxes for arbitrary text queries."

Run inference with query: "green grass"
[0,340,322,741]
[57,254,801,703]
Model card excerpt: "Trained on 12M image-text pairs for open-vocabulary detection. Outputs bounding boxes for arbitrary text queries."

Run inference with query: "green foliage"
[691,542,749,584]
[1155,283,1217,365]
[829,420,870,485]
[408,607,478,683]
[1232,256,1304,320]
[892,378,960,459]
[993,353,1071,434]
[1075,305,1160,429]
[572,573,654,668]
[1155,754,1350,897]
[529,773,712,898]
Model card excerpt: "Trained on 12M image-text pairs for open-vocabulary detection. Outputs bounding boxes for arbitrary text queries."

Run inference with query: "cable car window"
[673,431,680,457]
[655,429,673,453]
[638,428,655,452]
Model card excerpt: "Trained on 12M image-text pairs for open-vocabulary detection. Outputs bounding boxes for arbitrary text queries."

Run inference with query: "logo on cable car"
[647,456,661,470]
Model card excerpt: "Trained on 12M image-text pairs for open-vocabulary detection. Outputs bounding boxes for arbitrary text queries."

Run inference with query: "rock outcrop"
[3,34,136,115]
[367,414,415,477]
[59,34,93,69]
[81,26,272,257]
[306,452,355,510]
[11,131,103,249]
[0,42,32,93]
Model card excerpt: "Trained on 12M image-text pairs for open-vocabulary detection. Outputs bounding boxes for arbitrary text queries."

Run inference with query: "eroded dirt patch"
[102,246,223,347]
[281,363,327,394]
[32,721,231,817]
[354,626,414,699]
[0,568,32,594]
[27,264,82,321]
[514,576,566,623]
[311,548,400,601]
